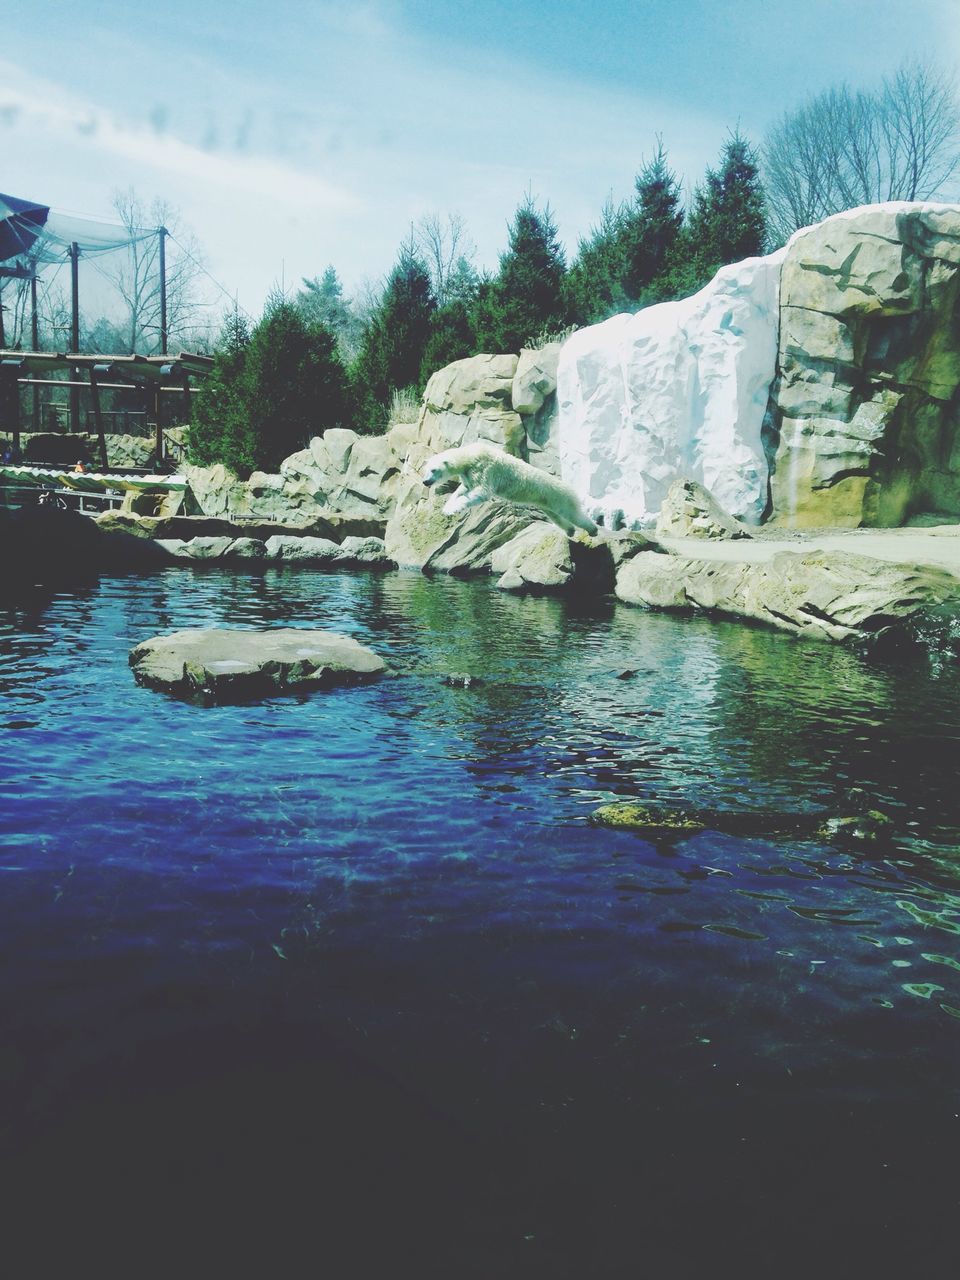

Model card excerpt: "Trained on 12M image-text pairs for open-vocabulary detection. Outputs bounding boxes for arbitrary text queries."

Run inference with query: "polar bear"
[421,441,598,536]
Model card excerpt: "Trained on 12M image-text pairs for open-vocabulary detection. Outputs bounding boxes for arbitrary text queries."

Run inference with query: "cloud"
[0,13,730,311]
[0,60,361,215]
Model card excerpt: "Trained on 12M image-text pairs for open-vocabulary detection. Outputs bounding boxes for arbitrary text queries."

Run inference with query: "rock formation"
[554,200,960,532]
[129,628,386,701]
[556,251,783,527]
[615,545,959,643]
[655,478,752,540]
[154,533,394,568]
[766,203,960,528]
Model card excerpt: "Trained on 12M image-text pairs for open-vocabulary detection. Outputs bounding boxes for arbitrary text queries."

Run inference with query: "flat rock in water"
[130,628,386,701]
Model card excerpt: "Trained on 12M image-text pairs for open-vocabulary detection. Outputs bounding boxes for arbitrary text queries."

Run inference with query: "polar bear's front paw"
[442,491,469,516]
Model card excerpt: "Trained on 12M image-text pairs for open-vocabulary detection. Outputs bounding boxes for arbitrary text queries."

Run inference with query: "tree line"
[190,130,768,475]
[186,57,958,476]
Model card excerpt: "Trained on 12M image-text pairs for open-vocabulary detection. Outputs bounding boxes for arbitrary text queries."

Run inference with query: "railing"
[0,482,126,513]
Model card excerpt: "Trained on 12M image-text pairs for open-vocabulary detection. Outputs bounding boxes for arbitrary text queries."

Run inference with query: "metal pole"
[0,281,5,349]
[30,274,39,429]
[69,243,81,433]
[4,367,23,454]
[89,369,107,470]
[152,384,162,462]
[158,226,168,356]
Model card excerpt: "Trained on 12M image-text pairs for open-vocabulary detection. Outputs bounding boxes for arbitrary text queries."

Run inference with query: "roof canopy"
[0,193,50,263]
[0,191,154,266]
[0,349,213,381]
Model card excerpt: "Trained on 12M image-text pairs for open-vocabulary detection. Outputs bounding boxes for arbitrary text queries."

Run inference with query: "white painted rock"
[556,250,784,527]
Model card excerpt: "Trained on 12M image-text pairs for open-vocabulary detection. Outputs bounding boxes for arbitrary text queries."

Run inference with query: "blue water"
[1,565,958,1275]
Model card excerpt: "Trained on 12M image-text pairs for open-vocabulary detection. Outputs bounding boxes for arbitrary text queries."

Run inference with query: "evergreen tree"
[351,243,437,432]
[189,306,253,473]
[687,131,767,283]
[295,266,363,362]
[244,294,349,472]
[565,197,633,325]
[623,140,685,299]
[473,197,568,353]
[419,298,477,384]
[566,144,683,323]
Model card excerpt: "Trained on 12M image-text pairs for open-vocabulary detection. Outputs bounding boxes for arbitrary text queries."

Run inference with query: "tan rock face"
[655,479,752,540]
[182,424,410,525]
[489,522,573,591]
[616,545,959,642]
[768,204,960,528]
[512,344,560,415]
[384,478,530,572]
[418,354,525,457]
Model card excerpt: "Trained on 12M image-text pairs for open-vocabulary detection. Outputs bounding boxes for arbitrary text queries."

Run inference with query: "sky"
[2,0,960,332]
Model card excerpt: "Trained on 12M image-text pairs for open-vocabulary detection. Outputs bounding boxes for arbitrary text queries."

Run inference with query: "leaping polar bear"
[421,441,598,537]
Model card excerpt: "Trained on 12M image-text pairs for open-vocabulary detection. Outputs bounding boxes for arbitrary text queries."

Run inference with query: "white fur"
[421,442,598,536]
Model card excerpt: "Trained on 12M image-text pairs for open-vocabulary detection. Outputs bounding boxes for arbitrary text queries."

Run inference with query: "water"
[1,565,958,1275]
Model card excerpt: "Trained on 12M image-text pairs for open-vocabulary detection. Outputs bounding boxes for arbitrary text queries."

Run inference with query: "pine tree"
[241,294,349,473]
[566,144,684,323]
[565,197,633,325]
[623,140,685,300]
[295,266,363,362]
[473,197,568,353]
[351,243,437,432]
[189,306,253,472]
[419,298,476,384]
[687,131,767,282]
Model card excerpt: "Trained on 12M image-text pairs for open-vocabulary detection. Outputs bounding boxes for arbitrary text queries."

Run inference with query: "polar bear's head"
[421,451,460,487]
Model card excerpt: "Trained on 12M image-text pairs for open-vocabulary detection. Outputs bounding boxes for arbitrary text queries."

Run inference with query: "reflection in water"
[0,564,958,1273]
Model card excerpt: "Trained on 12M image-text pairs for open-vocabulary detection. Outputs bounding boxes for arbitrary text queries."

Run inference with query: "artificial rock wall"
[555,201,960,529]
[182,202,960,536]
[767,204,960,527]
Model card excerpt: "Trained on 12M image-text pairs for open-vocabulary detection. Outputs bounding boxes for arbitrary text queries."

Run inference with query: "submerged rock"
[129,628,386,701]
[590,803,705,834]
[590,800,894,843]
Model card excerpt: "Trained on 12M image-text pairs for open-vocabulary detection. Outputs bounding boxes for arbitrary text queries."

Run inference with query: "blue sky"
[3,0,959,323]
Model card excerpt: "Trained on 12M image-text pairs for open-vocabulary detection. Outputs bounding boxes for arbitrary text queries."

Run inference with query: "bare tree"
[414,211,478,306]
[351,274,385,333]
[104,189,208,353]
[762,60,960,243]
[0,245,43,348]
